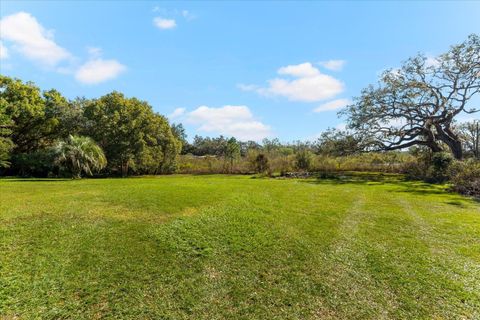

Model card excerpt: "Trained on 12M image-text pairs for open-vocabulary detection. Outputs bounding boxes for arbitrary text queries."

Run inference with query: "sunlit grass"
[1,175,479,319]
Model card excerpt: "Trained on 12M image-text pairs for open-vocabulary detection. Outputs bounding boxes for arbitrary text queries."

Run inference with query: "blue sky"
[1,1,479,142]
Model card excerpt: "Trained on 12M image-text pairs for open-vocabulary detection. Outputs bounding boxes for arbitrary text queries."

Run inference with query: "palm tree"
[55,135,107,178]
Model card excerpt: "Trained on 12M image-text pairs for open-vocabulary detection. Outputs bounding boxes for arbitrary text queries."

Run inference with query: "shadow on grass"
[297,171,402,186]
[296,172,478,205]
[444,200,468,207]
[0,178,72,182]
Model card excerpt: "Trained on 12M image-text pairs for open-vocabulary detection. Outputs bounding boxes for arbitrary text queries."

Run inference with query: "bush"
[426,152,454,183]
[295,150,314,171]
[403,152,453,183]
[403,160,429,181]
[448,159,480,197]
[11,149,57,177]
[253,154,269,173]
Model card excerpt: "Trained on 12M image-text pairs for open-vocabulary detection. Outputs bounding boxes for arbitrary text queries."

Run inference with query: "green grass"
[1,175,479,319]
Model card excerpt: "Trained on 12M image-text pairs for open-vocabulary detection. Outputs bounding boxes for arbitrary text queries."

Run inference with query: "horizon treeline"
[0,74,372,177]
[1,75,479,178]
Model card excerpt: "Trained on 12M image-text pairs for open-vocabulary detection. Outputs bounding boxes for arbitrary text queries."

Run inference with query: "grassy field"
[1,174,479,319]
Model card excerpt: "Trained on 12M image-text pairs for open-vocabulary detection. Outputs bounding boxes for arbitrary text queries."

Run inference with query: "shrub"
[425,152,454,183]
[448,159,480,197]
[253,154,269,173]
[315,155,338,172]
[403,152,453,183]
[11,149,57,177]
[403,160,429,181]
[295,150,314,171]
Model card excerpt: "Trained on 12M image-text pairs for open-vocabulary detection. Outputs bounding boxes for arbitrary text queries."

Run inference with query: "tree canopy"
[342,34,479,159]
[315,128,366,156]
[0,76,181,176]
[82,91,180,175]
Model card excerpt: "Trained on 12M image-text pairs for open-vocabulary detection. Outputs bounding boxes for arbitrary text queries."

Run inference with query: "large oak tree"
[342,34,479,159]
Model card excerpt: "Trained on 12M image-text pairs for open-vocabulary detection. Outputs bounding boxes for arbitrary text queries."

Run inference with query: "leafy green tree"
[0,77,77,152]
[0,99,14,168]
[189,135,228,156]
[140,114,181,174]
[83,92,148,175]
[44,92,85,139]
[0,76,81,174]
[55,135,107,178]
[0,138,13,169]
[0,77,181,176]
[315,128,366,156]
[342,35,479,159]
[171,123,187,152]
[0,76,47,153]
[83,91,180,176]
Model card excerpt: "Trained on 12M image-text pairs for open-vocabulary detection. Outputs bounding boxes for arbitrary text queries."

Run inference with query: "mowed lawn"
[1,175,479,319]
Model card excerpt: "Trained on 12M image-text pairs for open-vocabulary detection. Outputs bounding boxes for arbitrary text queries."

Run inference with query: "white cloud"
[75,58,126,84]
[313,98,351,112]
[153,17,176,30]
[169,107,186,118]
[185,105,272,141]
[0,12,126,85]
[0,12,71,66]
[319,60,345,71]
[278,62,320,77]
[262,76,343,102]
[242,62,344,102]
[0,41,8,59]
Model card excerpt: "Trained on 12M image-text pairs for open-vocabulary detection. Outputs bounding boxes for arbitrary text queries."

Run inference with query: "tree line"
[0,76,180,177]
